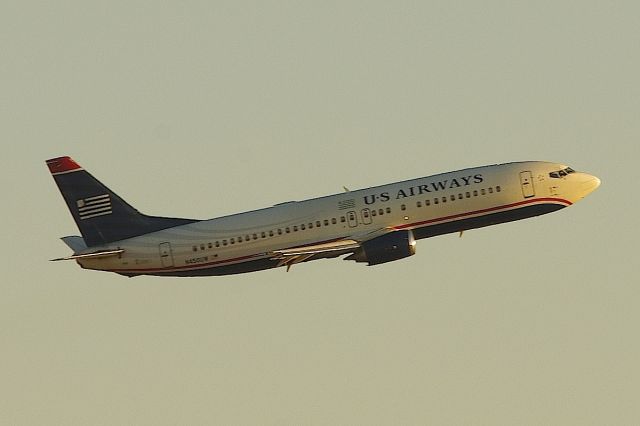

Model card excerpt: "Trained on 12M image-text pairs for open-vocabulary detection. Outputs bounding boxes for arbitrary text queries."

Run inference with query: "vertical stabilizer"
[47,156,197,247]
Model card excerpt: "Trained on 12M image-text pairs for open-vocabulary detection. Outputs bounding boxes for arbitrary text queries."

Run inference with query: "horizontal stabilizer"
[50,249,124,262]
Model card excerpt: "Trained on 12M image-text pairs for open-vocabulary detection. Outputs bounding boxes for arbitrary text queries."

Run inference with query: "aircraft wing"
[269,227,392,270]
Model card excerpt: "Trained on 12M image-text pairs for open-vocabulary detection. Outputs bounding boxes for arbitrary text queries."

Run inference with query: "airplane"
[47,156,600,277]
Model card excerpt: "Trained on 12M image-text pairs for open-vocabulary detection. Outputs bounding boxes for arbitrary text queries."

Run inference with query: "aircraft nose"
[580,174,601,196]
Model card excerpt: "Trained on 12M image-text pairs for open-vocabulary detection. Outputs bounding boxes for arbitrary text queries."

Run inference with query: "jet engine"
[345,230,416,265]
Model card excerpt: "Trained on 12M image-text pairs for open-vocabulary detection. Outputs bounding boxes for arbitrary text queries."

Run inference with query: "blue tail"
[47,156,197,247]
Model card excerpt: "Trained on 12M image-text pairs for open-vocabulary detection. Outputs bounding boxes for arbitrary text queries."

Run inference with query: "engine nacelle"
[346,230,416,265]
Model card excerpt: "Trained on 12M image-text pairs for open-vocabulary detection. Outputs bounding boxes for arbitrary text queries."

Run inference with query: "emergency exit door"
[519,171,535,198]
[159,242,174,267]
[347,210,358,228]
[361,208,372,225]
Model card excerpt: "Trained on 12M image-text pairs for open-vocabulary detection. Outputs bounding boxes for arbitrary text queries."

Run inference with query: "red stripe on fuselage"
[107,197,572,274]
[109,253,261,274]
[108,237,348,274]
[391,197,572,230]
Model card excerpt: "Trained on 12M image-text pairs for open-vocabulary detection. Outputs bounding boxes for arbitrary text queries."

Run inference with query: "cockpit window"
[549,167,576,179]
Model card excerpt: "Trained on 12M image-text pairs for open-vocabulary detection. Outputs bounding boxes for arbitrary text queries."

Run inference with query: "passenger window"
[488,187,493,194]
[223,240,228,246]
[331,218,337,224]
[245,235,250,241]
[442,196,447,203]
[253,233,258,240]
[417,201,422,208]
[286,227,290,233]
[378,209,384,215]
[316,221,321,227]
[434,198,439,204]
[261,232,266,238]
[308,223,313,229]
[401,204,406,211]
[301,224,306,230]
[425,199,430,206]
[200,244,205,250]
[278,228,282,235]
[230,238,235,245]
[215,241,220,248]
[324,219,329,226]
[386,207,391,213]
[208,243,212,249]
[269,230,274,236]
[341,216,346,222]
[192,246,197,252]
[473,190,478,196]
[458,193,463,200]
[496,186,501,192]
[293,226,298,232]
[450,195,456,201]
[466,192,470,198]
[481,189,486,195]
[238,236,243,242]
[372,210,377,216]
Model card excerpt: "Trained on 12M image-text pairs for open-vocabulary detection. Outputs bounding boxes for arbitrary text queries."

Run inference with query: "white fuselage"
[75,161,600,276]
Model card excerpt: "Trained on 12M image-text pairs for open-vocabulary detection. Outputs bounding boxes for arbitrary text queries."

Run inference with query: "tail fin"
[47,156,197,247]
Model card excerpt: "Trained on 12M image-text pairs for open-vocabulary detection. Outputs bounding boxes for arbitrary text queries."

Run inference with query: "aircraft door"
[347,210,358,228]
[519,171,535,198]
[361,208,372,225]
[159,242,174,267]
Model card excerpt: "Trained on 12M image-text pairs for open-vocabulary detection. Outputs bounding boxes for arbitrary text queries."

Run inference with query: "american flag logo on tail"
[77,194,112,220]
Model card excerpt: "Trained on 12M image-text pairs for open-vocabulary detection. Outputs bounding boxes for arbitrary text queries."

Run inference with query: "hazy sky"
[2,1,638,424]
